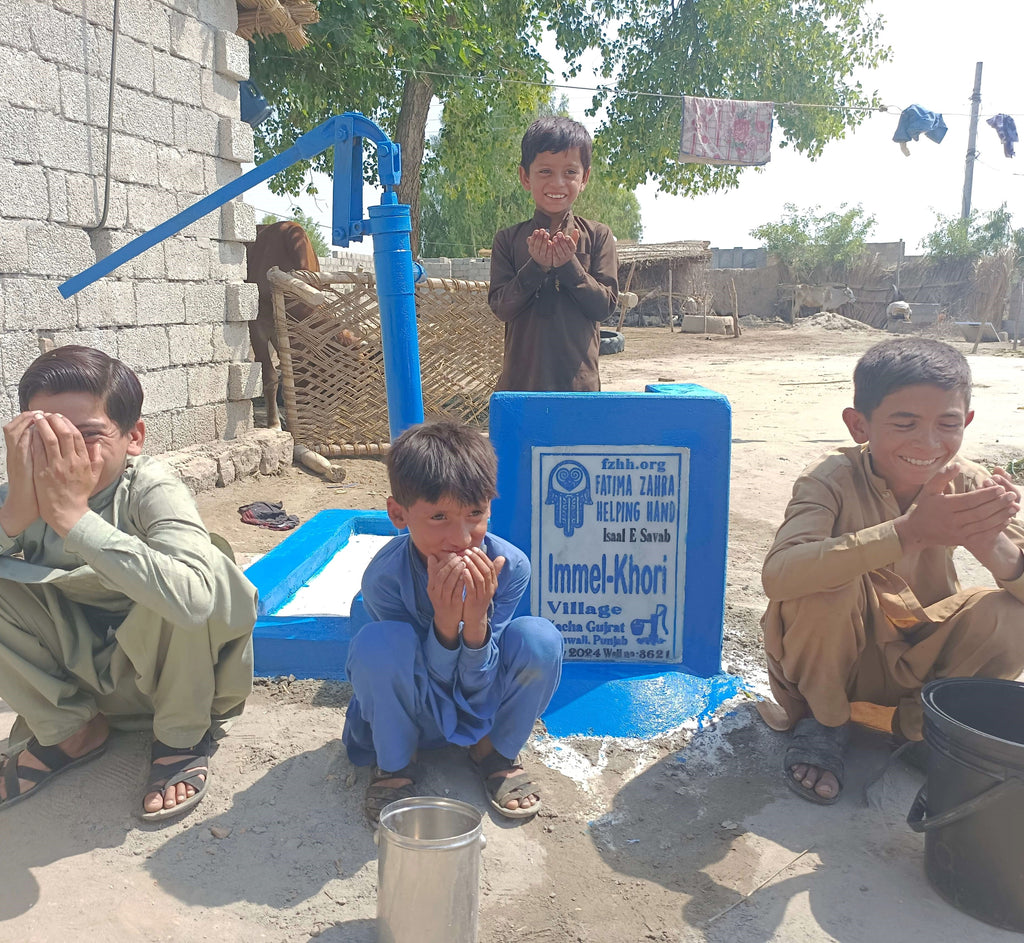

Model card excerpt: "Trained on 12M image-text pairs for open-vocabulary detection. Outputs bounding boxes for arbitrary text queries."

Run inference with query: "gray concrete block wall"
[0,0,260,480]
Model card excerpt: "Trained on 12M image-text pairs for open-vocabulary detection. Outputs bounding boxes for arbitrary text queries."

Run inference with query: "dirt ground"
[2,317,1023,943]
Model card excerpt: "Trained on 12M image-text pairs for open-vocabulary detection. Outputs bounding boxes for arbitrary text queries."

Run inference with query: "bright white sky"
[245,1,1024,255]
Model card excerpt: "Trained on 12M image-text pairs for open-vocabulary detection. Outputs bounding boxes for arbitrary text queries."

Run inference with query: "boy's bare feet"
[469,736,540,815]
[0,713,109,805]
[789,763,840,801]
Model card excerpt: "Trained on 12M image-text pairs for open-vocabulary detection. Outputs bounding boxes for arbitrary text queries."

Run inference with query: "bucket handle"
[907,777,1023,833]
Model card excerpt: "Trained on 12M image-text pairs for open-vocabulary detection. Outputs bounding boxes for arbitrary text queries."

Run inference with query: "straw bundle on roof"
[236,0,319,49]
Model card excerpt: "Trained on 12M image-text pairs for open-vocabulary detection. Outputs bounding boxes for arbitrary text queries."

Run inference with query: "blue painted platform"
[246,507,746,738]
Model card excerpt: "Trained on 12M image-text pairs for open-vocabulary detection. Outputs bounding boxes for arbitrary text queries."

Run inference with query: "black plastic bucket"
[907,677,1024,931]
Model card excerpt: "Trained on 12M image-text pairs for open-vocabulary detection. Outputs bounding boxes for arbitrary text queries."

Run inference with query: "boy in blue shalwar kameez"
[342,420,562,821]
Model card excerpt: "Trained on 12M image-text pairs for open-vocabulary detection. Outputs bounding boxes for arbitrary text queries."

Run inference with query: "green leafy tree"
[420,95,641,257]
[922,204,1024,263]
[248,0,592,254]
[586,0,890,196]
[259,207,331,257]
[751,202,876,281]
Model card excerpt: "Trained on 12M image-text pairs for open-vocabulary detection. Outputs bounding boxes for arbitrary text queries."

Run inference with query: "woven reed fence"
[269,269,503,456]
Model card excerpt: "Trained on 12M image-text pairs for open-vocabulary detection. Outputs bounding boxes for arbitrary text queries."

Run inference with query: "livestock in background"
[789,284,856,322]
[887,301,912,322]
[245,221,320,430]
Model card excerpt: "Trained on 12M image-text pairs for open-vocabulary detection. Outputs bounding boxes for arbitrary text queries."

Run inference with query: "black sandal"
[472,751,542,820]
[784,717,849,805]
[140,733,212,822]
[0,737,107,812]
[365,763,419,823]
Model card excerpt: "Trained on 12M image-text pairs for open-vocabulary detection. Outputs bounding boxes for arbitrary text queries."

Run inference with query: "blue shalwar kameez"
[342,532,563,770]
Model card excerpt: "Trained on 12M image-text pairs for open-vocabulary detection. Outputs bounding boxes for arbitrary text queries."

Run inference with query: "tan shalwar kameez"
[0,455,257,754]
[761,445,1024,739]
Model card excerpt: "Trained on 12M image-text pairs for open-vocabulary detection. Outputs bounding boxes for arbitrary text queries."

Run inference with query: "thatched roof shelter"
[236,0,319,49]
[615,241,713,326]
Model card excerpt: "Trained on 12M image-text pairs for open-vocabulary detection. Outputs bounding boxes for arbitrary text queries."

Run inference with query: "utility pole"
[961,61,983,220]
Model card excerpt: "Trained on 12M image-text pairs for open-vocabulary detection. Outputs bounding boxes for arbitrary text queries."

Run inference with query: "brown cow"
[245,221,320,429]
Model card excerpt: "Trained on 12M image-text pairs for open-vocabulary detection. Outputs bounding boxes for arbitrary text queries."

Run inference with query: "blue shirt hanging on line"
[893,105,948,156]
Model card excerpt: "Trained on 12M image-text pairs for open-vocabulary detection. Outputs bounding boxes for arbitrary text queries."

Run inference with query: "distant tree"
[420,95,641,258]
[260,208,330,258]
[751,203,876,281]
[922,204,1024,264]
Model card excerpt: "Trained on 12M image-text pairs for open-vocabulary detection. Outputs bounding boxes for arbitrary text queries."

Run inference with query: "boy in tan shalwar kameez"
[0,347,256,821]
[760,338,1024,804]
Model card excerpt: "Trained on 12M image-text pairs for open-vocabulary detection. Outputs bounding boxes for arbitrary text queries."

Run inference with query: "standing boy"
[489,116,619,391]
[761,337,1024,804]
[342,420,563,821]
[0,346,256,821]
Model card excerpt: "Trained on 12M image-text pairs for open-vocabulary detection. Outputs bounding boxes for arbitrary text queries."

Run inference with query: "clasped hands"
[0,411,103,538]
[427,547,506,650]
[898,462,1023,580]
[526,227,579,272]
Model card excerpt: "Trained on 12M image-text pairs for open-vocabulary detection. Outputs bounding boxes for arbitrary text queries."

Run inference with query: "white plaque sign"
[531,445,689,663]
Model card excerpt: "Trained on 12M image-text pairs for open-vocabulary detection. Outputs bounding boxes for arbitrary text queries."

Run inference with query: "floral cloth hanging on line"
[679,96,774,166]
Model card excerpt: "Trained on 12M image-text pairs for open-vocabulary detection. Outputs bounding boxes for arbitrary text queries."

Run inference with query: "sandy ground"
[2,318,1023,942]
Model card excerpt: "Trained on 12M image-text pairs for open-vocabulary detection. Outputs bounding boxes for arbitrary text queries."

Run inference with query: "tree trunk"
[394,73,434,258]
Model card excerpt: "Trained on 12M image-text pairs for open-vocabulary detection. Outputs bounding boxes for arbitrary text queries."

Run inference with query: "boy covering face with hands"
[342,420,563,821]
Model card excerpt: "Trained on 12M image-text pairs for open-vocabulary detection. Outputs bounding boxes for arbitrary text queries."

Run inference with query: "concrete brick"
[113,88,175,145]
[110,35,155,93]
[200,0,237,31]
[125,184,180,231]
[183,281,226,324]
[25,222,95,277]
[37,113,105,174]
[187,362,227,406]
[157,145,206,194]
[217,239,246,268]
[169,12,214,64]
[153,50,202,106]
[227,360,262,400]
[118,326,171,370]
[216,449,236,484]
[225,282,258,322]
[0,221,29,274]
[0,161,48,220]
[142,367,188,412]
[220,199,255,242]
[1,277,77,330]
[46,170,70,224]
[160,0,201,16]
[217,117,253,163]
[205,155,243,193]
[0,332,43,391]
[168,322,213,364]
[135,280,187,325]
[171,404,217,449]
[0,1,33,50]
[164,236,212,280]
[199,68,239,118]
[76,278,136,328]
[142,410,173,454]
[64,173,128,229]
[252,428,293,474]
[109,133,160,185]
[90,227,166,279]
[0,47,59,111]
[176,105,220,155]
[58,67,108,127]
[222,437,259,477]
[219,399,253,440]
[119,1,170,51]
[48,328,119,356]
[0,107,39,163]
[176,193,220,240]
[51,0,116,28]
[213,321,251,361]
[214,31,248,80]
[30,4,108,73]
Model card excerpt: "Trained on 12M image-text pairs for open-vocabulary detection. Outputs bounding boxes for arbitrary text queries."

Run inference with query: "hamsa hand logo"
[545,460,592,537]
